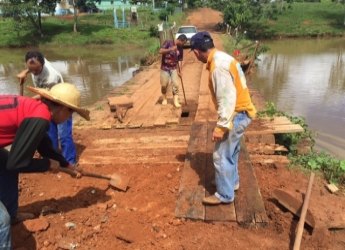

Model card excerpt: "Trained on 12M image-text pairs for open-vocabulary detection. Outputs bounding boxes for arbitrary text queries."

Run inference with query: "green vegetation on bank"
[258,102,345,185]
[0,8,185,48]
[251,1,345,38]
[203,0,345,38]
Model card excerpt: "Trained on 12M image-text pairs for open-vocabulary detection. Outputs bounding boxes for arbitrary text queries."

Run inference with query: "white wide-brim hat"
[28,83,90,121]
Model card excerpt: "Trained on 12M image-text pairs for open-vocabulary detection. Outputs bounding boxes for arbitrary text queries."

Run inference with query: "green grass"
[249,1,345,38]
[258,101,345,185]
[0,8,185,48]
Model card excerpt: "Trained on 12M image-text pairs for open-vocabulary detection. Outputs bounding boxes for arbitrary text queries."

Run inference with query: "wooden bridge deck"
[98,46,302,225]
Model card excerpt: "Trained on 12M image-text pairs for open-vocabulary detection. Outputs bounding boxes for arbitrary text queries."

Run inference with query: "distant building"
[54,1,137,16]
[55,0,73,15]
[95,0,131,11]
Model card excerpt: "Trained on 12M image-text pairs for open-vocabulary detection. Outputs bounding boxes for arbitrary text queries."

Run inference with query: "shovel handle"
[58,166,79,178]
[169,28,187,105]
[78,169,111,180]
[58,167,109,180]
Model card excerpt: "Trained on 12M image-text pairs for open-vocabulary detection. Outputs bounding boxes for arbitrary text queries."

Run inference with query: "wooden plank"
[234,139,269,227]
[249,154,290,165]
[153,105,171,127]
[205,121,236,221]
[246,143,288,155]
[108,95,133,112]
[261,116,291,125]
[142,104,161,128]
[175,123,207,220]
[120,72,160,127]
[272,189,316,228]
[194,64,211,123]
[246,124,304,135]
[166,107,182,125]
[127,85,161,128]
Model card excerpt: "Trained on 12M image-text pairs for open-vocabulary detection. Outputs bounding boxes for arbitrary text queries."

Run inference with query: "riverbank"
[0,8,185,48]
[249,1,345,39]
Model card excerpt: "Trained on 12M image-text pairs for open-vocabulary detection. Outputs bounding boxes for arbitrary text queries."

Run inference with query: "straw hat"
[28,83,90,121]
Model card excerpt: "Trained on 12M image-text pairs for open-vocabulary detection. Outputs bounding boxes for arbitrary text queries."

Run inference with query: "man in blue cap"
[190,31,257,205]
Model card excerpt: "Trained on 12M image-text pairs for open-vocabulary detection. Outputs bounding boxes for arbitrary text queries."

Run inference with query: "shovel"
[58,167,130,192]
[19,78,24,96]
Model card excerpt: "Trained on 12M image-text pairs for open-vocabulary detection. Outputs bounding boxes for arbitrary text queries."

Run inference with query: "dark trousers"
[0,148,49,219]
[0,149,18,219]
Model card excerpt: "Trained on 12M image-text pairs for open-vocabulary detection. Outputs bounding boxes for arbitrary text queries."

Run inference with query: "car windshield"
[178,27,196,33]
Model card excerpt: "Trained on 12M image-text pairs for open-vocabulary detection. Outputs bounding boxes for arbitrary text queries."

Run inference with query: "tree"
[2,0,58,37]
[71,0,101,32]
[222,0,263,31]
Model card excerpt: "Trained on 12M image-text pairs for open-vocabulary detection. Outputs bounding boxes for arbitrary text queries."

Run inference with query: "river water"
[1,40,344,158]
[252,38,345,159]
[0,46,142,106]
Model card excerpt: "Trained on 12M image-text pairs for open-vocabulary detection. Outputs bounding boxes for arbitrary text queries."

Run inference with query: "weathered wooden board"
[246,124,304,135]
[234,139,269,227]
[272,189,316,228]
[261,116,291,125]
[153,105,180,127]
[194,65,217,123]
[246,143,288,155]
[175,123,207,220]
[108,95,133,108]
[117,72,160,127]
[141,104,161,128]
[249,154,290,165]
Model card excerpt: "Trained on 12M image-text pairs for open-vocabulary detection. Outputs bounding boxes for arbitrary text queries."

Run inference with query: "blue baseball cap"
[190,31,213,50]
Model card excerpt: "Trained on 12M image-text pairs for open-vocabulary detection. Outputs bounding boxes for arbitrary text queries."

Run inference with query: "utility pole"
[152,0,155,9]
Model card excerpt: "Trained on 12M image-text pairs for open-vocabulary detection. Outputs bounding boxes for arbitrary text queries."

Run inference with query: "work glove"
[212,127,228,142]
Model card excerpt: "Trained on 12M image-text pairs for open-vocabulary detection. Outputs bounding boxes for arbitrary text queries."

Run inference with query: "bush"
[149,25,159,37]
[158,10,169,21]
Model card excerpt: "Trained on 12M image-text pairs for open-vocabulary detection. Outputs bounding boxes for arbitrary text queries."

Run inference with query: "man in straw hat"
[190,32,256,205]
[0,83,89,249]
[17,51,78,167]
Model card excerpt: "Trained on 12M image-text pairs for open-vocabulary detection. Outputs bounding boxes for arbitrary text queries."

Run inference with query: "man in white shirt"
[17,51,77,166]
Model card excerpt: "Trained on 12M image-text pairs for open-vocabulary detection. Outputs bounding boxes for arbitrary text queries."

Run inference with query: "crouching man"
[0,83,90,249]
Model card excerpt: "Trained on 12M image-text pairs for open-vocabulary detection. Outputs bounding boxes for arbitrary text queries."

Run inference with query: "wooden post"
[245,41,259,76]
[293,172,315,250]
[19,77,25,96]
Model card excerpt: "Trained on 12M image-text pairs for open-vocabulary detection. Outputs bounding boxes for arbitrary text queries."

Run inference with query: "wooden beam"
[175,123,207,220]
[246,124,304,135]
[234,139,269,227]
[273,189,316,229]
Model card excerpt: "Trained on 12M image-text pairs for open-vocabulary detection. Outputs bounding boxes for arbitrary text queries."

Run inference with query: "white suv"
[175,25,198,47]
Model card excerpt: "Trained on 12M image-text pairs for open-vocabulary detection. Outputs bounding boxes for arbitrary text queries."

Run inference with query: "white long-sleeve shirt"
[31,58,64,89]
[207,49,256,130]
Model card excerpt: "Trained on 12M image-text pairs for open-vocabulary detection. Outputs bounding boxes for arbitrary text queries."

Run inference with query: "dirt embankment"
[12,8,345,250]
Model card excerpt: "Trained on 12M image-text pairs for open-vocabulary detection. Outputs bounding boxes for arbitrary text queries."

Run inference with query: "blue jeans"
[213,112,252,202]
[48,116,76,165]
[0,201,11,250]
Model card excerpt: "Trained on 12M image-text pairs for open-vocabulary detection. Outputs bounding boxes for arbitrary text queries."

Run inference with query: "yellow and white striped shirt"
[206,48,256,132]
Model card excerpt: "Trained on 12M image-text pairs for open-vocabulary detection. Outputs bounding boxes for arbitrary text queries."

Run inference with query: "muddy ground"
[13,8,345,250]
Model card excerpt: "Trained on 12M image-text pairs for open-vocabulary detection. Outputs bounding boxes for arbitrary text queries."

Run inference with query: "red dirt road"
[13,8,345,250]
